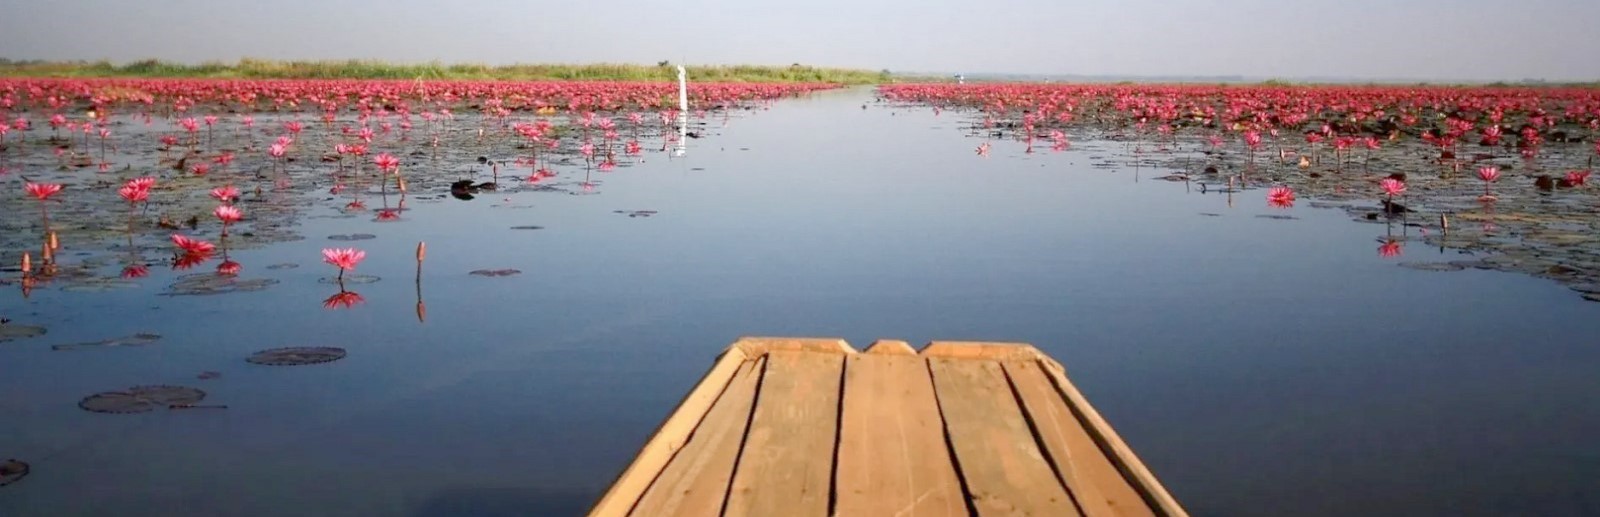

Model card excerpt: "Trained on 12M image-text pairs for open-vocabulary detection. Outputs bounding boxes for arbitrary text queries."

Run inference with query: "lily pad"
[318,274,381,285]
[164,274,279,296]
[1399,262,1467,272]
[265,263,299,270]
[78,385,206,414]
[60,279,140,293]
[1255,214,1299,220]
[1,459,27,487]
[469,269,522,277]
[327,233,377,241]
[0,324,47,343]
[52,333,162,351]
[509,225,545,230]
[246,346,347,366]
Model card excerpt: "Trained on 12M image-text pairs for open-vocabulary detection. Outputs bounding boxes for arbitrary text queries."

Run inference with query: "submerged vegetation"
[0,58,893,84]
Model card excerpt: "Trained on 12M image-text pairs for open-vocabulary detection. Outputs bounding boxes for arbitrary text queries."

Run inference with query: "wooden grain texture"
[1036,357,1188,517]
[864,340,917,355]
[922,341,1043,361]
[930,357,1080,516]
[733,337,855,358]
[835,352,965,517]
[589,346,750,517]
[630,357,766,516]
[724,350,844,517]
[1005,360,1150,517]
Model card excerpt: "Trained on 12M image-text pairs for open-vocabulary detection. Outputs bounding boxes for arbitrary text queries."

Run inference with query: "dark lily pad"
[246,346,347,366]
[164,274,279,296]
[1399,262,1468,272]
[469,269,522,277]
[1255,214,1299,220]
[52,333,162,351]
[1,459,27,487]
[60,279,140,293]
[197,371,222,380]
[509,225,545,230]
[318,274,380,285]
[327,233,377,241]
[78,385,206,414]
[265,263,299,270]
[0,324,47,343]
[613,210,658,218]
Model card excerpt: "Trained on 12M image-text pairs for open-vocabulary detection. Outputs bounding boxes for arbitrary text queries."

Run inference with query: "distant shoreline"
[0,58,898,84]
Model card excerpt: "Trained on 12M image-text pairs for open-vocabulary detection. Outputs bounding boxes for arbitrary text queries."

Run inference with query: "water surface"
[2,88,1598,516]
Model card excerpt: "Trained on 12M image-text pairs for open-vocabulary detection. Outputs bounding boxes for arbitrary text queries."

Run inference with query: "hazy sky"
[2,0,1597,81]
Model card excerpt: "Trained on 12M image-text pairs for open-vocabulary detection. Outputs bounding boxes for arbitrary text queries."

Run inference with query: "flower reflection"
[374,208,400,221]
[323,290,365,309]
[172,252,212,270]
[1377,239,1403,258]
[121,264,150,279]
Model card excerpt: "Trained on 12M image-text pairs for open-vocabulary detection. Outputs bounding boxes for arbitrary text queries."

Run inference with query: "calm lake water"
[3,88,1599,517]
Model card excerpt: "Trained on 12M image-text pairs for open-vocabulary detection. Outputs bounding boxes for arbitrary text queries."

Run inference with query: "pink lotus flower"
[171,234,216,255]
[216,260,241,276]
[1267,186,1296,208]
[268,143,287,158]
[373,153,400,173]
[1477,166,1499,183]
[1567,170,1590,187]
[976,142,991,156]
[210,185,240,203]
[127,176,156,191]
[191,163,211,176]
[1380,178,1406,197]
[322,247,366,274]
[118,185,148,203]
[213,205,242,225]
[25,182,62,201]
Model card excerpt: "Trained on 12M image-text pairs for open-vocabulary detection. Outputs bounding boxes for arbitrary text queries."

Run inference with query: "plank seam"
[1000,362,1088,516]
[826,354,849,516]
[1036,359,1172,516]
[926,358,981,517]
[717,357,768,517]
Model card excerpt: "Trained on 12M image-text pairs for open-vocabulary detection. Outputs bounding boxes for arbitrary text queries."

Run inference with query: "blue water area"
[2,88,1598,516]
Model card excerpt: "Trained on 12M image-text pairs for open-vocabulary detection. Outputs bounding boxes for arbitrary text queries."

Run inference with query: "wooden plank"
[725,350,844,516]
[589,346,750,517]
[835,352,965,517]
[1004,360,1150,517]
[1036,358,1187,517]
[863,339,917,355]
[922,341,1043,361]
[734,337,856,358]
[930,357,1080,516]
[631,357,766,516]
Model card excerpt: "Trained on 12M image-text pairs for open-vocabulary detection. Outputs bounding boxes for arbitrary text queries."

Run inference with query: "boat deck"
[588,337,1187,516]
